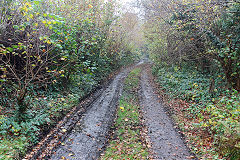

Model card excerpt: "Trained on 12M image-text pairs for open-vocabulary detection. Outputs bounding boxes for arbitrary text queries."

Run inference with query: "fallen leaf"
[68,153,74,156]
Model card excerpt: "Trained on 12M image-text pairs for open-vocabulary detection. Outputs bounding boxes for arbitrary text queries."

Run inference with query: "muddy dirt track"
[28,62,194,160]
[50,66,133,160]
[140,65,193,160]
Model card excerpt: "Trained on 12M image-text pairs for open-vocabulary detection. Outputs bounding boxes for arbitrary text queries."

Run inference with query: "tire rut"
[49,67,132,160]
[140,65,194,160]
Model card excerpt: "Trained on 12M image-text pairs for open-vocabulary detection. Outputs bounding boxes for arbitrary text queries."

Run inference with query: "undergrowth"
[0,71,111,159]
[0,0,138,159]
[101,67,149,160]
[152,64,240,160]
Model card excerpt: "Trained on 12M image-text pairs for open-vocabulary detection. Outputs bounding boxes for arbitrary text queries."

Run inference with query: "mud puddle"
[139,65,194,160]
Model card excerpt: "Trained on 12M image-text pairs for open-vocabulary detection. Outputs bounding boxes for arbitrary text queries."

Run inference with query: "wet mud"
[49,67,131,160]
[26,62,195,160]
[139,65,193,160]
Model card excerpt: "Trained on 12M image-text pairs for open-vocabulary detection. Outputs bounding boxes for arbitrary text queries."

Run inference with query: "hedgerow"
[0,0,138,159]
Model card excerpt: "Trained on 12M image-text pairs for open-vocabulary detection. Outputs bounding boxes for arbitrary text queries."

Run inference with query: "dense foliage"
[0,0,239,159]
[0,0,138,159]
[141,0,240,159]
[142,0,239,90]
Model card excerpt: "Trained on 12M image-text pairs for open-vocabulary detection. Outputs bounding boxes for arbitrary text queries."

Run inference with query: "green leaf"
[13,25,19,30]
[12,45,18,49]
[0,79,6,82]
[6,47,13,52]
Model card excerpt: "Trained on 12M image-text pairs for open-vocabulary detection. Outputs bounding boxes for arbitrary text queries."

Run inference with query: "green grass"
[101,68,149,160]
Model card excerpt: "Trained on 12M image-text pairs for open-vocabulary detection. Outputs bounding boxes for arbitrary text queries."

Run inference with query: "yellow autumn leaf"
[209,119,212,124]
[203,123,208,127]
[88,4,93,8]
[47,40,51,44]
[25,2,31,7]
[68,153,74,156]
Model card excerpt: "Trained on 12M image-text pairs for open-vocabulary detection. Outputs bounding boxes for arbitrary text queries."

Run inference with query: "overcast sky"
[117,0,143,19]
[118,0,135,4]
[118,0,141,12]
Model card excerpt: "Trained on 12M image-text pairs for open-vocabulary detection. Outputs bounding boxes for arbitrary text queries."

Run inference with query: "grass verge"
[101,67,149,160]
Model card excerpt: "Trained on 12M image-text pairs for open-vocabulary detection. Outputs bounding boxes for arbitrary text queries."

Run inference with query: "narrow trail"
[35,62,194,160]
[50,67,132,160]
[139,65,193,160]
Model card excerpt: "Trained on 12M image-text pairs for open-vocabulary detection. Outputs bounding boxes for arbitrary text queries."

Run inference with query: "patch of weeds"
[152,64,240,159]
[101,68,149,160]
[0,136,28,160]
[0,108,50,159]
